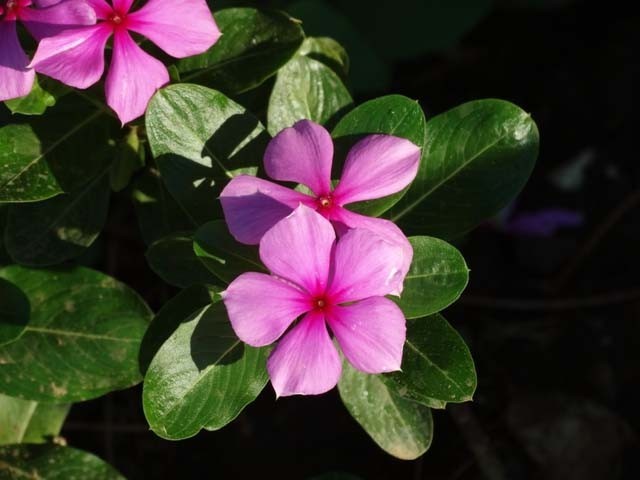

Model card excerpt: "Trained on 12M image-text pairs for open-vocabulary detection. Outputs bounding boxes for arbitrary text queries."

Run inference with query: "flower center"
[109,13,123,24]
[1,0,25,18]
[313,297,329,311]
[317,195,333,210]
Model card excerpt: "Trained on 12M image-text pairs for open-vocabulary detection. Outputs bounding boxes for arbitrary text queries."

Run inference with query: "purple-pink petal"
[327,226,406,303]
[105,29,169,124]
[267,310,342,397]
[30,24,111,89]
[331,207,412,295]
[264,120,334,196]
[20,0,97,41]
[327,297,405,374]
[222,272,311,347]
[112,0,134,11]
[333,134,420,205]
[0,20,35,101]
[259,205,335,296]
[85,0,111,19]
[127,0,221,58]
[220,175,315,245]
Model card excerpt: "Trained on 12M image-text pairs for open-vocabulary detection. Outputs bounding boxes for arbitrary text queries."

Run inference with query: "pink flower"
[0,0,95,101]
[220,119,421,293]
[29,0,221,124]
[222,205,407,397]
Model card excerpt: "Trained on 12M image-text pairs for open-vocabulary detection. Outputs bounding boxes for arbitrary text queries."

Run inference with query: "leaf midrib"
[405,339,467,397]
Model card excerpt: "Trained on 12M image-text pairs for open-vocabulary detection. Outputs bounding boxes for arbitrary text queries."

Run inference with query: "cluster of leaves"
[0,4,539,476]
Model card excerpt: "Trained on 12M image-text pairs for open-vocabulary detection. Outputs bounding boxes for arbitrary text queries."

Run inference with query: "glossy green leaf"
[0,444,124,479]
[394,236,469,319]
[146,233,220,288]
[178,8,304,94]
[143,302,269,440]
[0,94,116,203]
[146,83,269,224]
[0,278,29,346]
[0,266,151,402]
[4,171,111,266]
[338,363,433,460]
[131,168,195,246]
[268,55,353,135]
[0,394,69,445]
[299,37,350,79]
[332,95,427,217]
[4,77,58,116]
[193,220,265,284]
[139,286,213,375]
[389,99,539,238]
[384,315,476,406]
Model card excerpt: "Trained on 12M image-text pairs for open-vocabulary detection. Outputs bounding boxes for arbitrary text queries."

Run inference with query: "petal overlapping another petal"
[0,21,35,102]
[220,175,315,245]
[331,207,412,296]
[327,226,405,303]
[21,0,97,40]
[127,0,221,58]
[260,205,335,296]
[222,272,311,347]
[267,310,341,397]
[264,120,334,196]
[333,135,420,205]
[30,24,111,89]
[327,297,405,374]
[85,0,112,19]
[105,29,169,124]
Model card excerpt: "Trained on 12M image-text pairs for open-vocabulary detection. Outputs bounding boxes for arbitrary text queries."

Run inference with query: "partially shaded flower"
[30,0,221,123]
[0,0,95,101]
[220,119,420,293]
[222,205,407,397]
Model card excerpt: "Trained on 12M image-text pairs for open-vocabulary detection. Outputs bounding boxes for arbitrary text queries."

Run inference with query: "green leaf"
[0,278,29,346]
[338,363,433,460]
[109,126,145,192]
[139,286,213,375]
[131,168,195,246]
[389,99,539,238]
[395,236,469,319]
[0,266,152,402]
[0,94,116,203]
[385,315,477,406]
[331,95,427,217]
[0,444,124,479]
[4,77,59,116]
[146,233,220,288]
[146,83,269,225]
[4,171,111,266]
[299,37,350,79]
[143,302,269,440]
[0,394,69,445]
[193,220,265,284]
[178,8,305,94]
[267,55,353,135]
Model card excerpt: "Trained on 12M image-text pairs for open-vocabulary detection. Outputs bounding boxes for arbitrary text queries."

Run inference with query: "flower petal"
[331,207,412,296]
[220,175,315,245]
[222,272,311,347]
[112,0,134,12]
[333,135,420,205]
[267,310,341,397]
[0,20,35,101]
[327,297,405,374]
[105,30,169,124]
[30,24,111,89]
[327,223,406,303]
[127,0,221,58]
[264,120,333,196]
[85,0,112,19]
[20,1,97,40]
[260,205,335,296]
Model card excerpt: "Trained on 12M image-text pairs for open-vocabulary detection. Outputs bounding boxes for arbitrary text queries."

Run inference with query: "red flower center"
[317,195,333,210]
[108,10,128,28]
[313,297,329,311]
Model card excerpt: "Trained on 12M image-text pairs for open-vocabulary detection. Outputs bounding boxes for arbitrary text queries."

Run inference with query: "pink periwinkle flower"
[0,0,95,101]
[29,0,221,124]
[222,205,407,397]
[220,119,421,293]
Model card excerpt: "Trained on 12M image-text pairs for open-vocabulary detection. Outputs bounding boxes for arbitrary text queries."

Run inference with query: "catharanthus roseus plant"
[223,205,407,397]
[0,0,540,475]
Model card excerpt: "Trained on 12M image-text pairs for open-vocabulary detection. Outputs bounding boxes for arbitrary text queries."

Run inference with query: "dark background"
[61,0,640,478]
